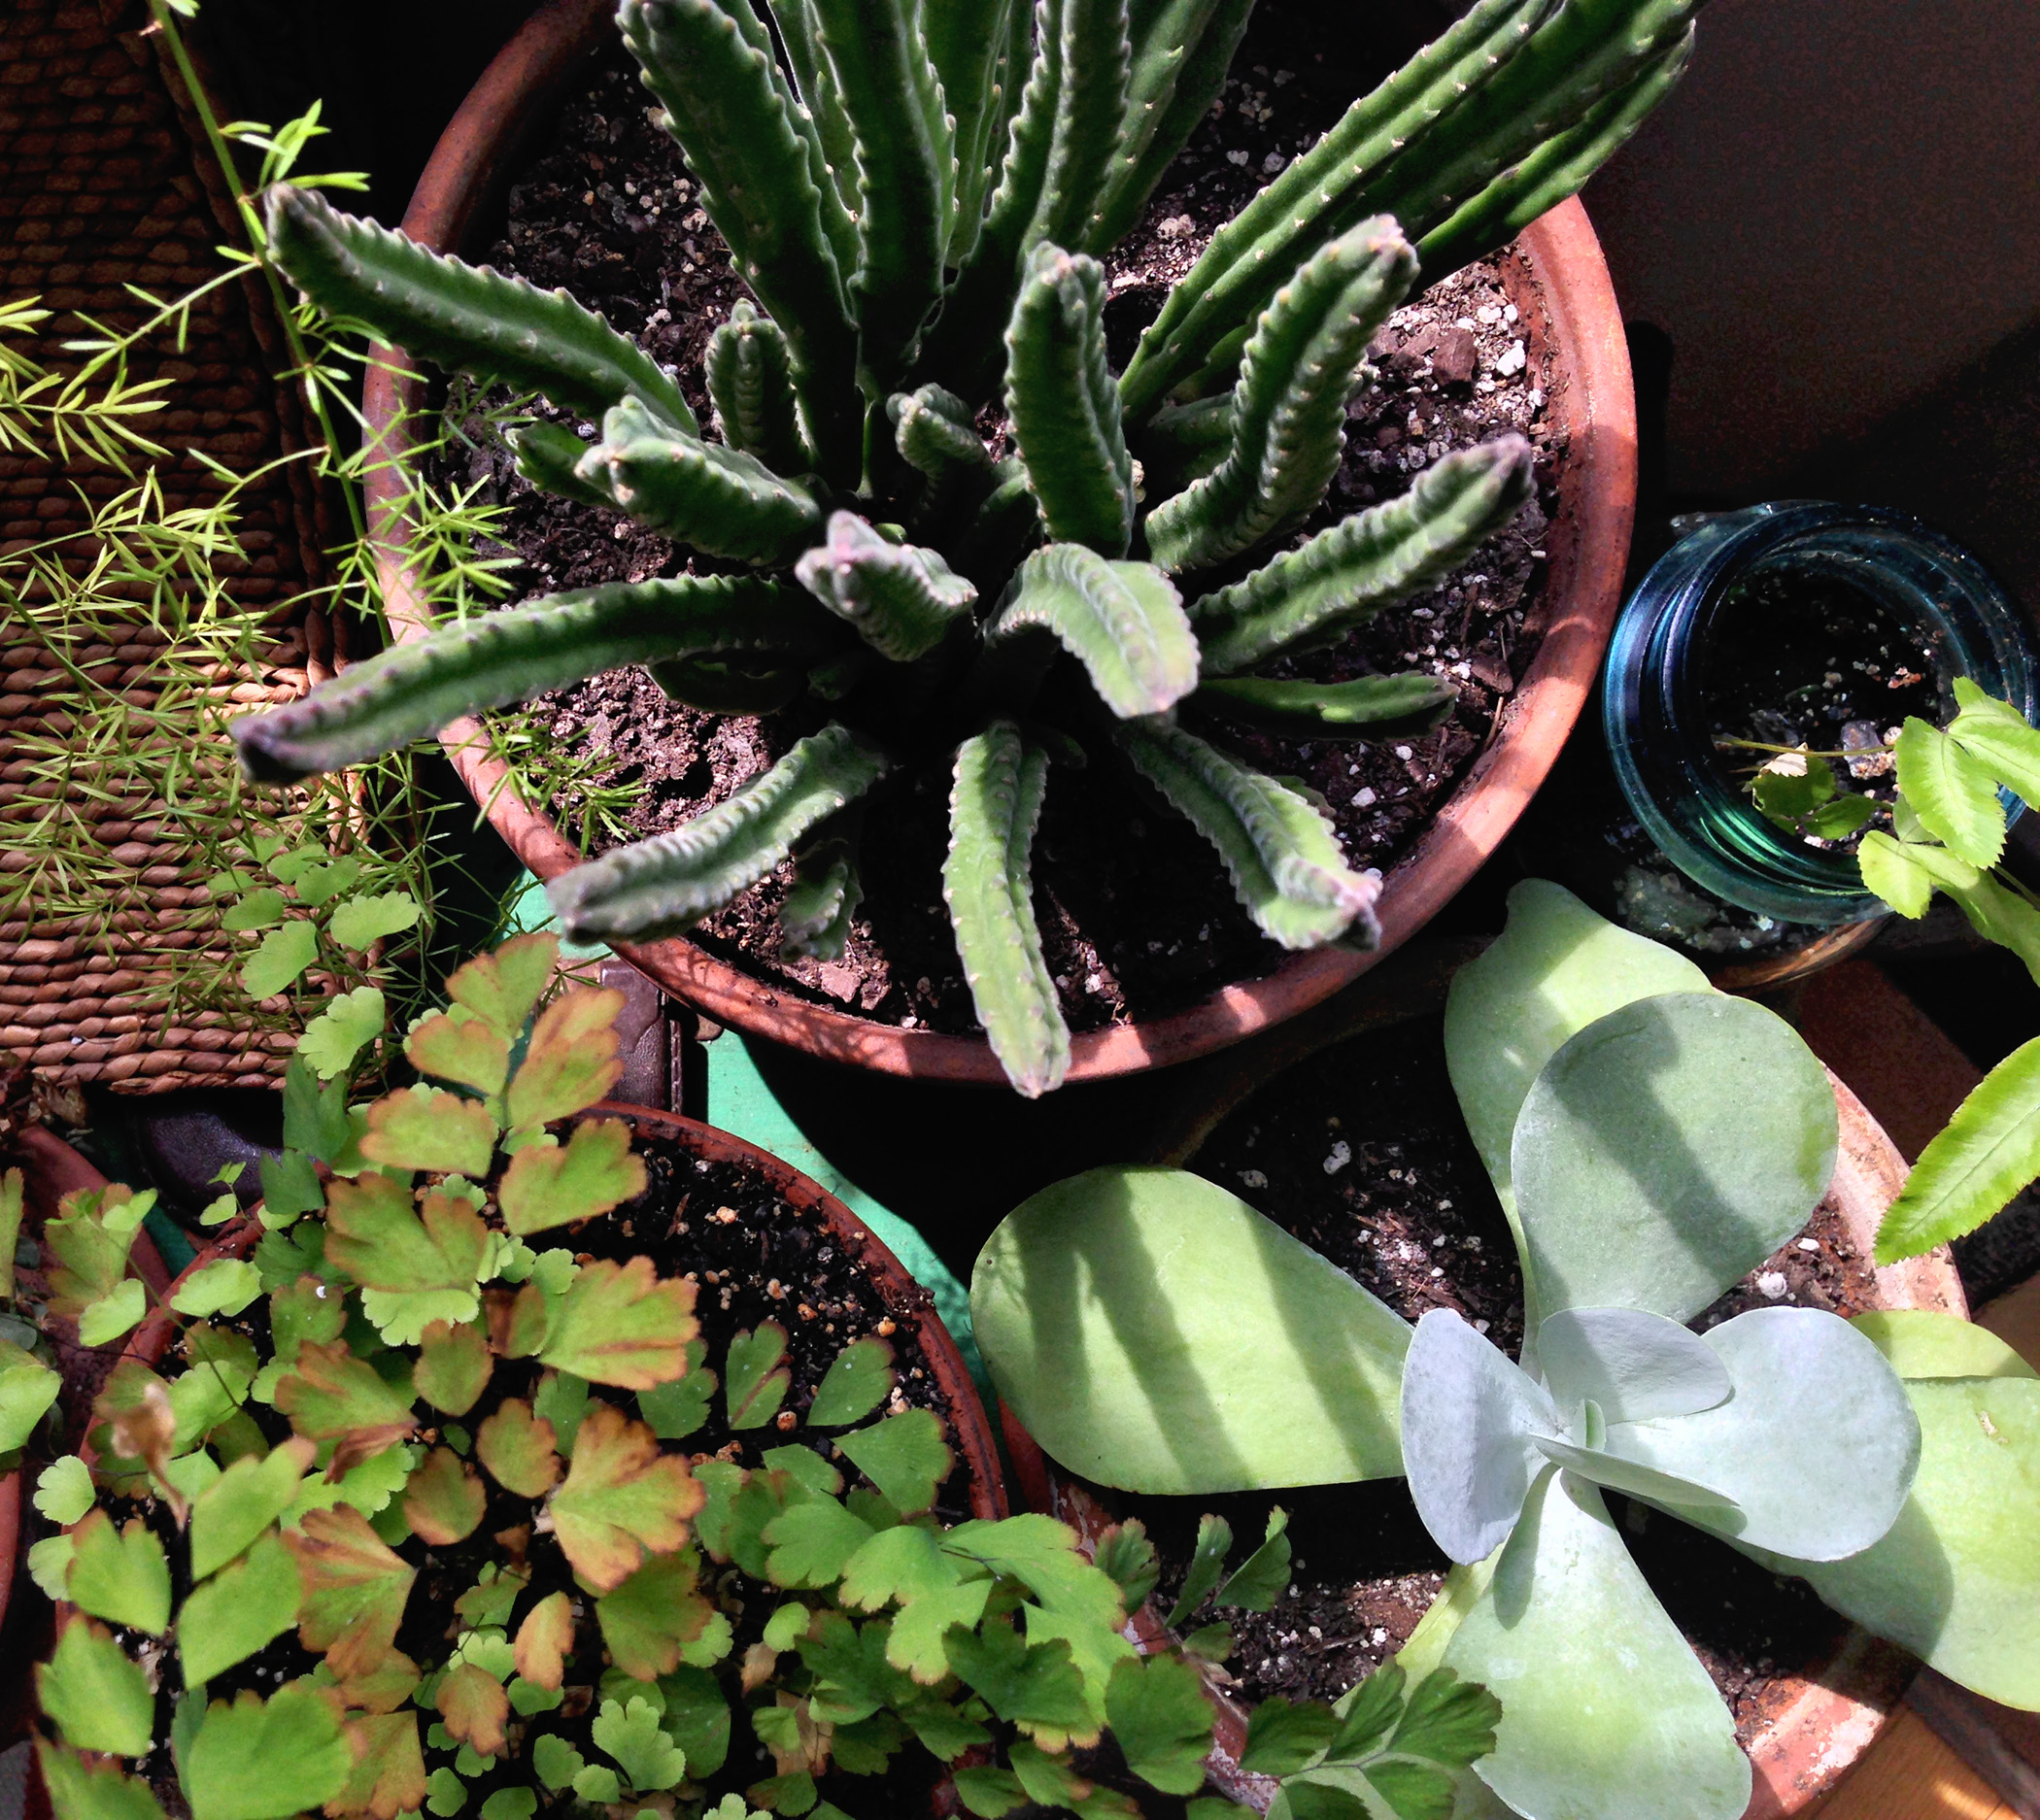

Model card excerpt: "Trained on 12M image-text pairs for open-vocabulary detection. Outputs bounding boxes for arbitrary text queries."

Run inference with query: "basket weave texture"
[1,0,337,1092]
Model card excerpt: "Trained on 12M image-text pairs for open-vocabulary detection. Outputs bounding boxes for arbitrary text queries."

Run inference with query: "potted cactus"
[232,0,1678,1095]
[972,884,2040,1819]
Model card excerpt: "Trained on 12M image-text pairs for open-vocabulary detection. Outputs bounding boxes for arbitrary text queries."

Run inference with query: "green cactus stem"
[548,724,892,941]
[773,0,861,218]
[891,385,994,482]
[587,397,825,565]
[1193,435,1535,675]
[233,577,842,783]
[507,421,617,511]
[807,0,954,389]
[649,656,811,714]
[795,511,979,661]
[619,0,863,480]
[1004,244,1136,555]
[985,543,1198,719]
[1144,219,1417,574]
[1193,672,1458,739]
[1115,716,1380,950]
[264,185,697,436]
[1029,0,1133,254]
[931,0,1021,266]
[779,831,864,960]
[944,721,1069,1097]
[705,300,809,477]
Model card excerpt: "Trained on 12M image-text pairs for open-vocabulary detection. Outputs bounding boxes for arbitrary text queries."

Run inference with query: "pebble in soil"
[430,31,1563,1039]
[1147,1021,1876,1742]
[98,1134,977,1814]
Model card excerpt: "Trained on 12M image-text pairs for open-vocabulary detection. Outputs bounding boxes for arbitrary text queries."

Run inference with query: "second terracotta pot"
[360,0,1639,1089]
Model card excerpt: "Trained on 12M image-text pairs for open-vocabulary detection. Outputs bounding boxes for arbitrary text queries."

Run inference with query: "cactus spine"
[250,0,1693,1091]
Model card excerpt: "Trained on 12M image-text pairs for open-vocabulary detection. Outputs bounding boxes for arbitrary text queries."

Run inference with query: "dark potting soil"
[1130,1020,1877,1745]
[107,1129,976,1813]
[435,19,1564,1036]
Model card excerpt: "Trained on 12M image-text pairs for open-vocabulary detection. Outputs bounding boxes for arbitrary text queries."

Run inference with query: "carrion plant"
[23,931,1499,1820]
[970,882,2040,1820]
[229,0,1699,1094]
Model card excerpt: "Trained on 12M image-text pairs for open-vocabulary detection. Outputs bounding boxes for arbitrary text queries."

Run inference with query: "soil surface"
[435,12,1566,1036]
[100,1127,980,1815]
[1128,1019,1878,1747]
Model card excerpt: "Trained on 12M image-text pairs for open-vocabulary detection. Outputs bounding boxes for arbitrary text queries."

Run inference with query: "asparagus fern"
[238,0,1694,1093]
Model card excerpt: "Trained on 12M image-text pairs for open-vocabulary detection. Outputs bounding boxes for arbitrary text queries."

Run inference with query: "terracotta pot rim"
[362,0,1640,1086]
[109,1103,1004,1522]
[1006,982,1966,1819]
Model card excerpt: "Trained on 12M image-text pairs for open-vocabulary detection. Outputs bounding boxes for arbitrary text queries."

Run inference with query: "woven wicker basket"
[0,0,341,1092]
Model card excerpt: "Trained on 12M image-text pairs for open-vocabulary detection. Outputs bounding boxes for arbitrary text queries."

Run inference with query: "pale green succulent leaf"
[1534,1307,1731,1425]
[1852,1309,2038,1381]
[972,1166,1410,1493]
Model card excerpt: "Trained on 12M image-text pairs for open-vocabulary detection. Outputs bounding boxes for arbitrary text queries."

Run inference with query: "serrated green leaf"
[572,1766,623,1804]
[658,1667,731,1778]
[325,1174,487,1300]
[541,1257,697,1389]
[241,920,319,999]
[1896,717,2006,865]
[330,892,423,951]
[533,1735,586,1791]
[331,1712,427,1820]
[596,1549,721,1679]
[1751,759,1835,829]
[402,1446,486,1544]
[297,986,386,1081]
[1802,792,1881,840]
[0,1165,18,1300]
[180,1531,302,1686]
[44,1191,138,1319]
[38,1620,153,1756]
[639,1338,714,1439]
[1390,1667,1502,1770]
[1876,1033,2040,1262]
[407,1009,510,1097]
[945,1620,1093,1740]
[1183,1622,1233,1660]
[170,1259,263,1319]
[1093,1520,1160,1613]
[284,1503,417,1675]
[34,1457,94,1527]
[1164,1513,1233,1627]
[476,1398,561,1498]
[533,1365,590,1449]
[37,1741,168,1820]
[727,1322,793,1429]
[1239,1696,1343,1775]
[446,934,560,1038]
[359,1085,497,1176]
[513,1589,574,1690]
[79,1279,147,1348]
[417,1319,493,1416]
[840,1522,968,1611]
[0,1345,59,1446]
[478,1790,535,1820]
[838,1408,950,1516]
[191,1437,316,1580]
[552,1400,703,1592]
[67,1510,170,1635]
[425,1766,466,1816]
[501,1118,648,1234]
[798,1611,920,1727]
[807,1335,896,1427]
[1950,872,2040,987]
[1105,1652,1214,1794]
[1218,1507,1291,1611]
[592,1696,688,1792]
[222,888,287,931]
[184,1683,354,1820]
[1950,680,2040,808]
[437,1665,509,1756]
[505,987,627,1129]
[289,856,361,906]
[256,1149,324,1225]
[1858,829,1937,917]
[765,1497,876,1589]
[273,1339,418,1471]
[952,1768,1027,1818]
[28,1535,74,1603]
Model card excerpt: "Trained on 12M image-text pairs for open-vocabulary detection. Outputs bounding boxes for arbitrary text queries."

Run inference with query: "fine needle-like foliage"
[973,883,2040,1820]
[229,0,1700,1095]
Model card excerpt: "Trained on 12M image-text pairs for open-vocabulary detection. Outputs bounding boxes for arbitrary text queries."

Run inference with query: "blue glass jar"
[1603,502,2040,927]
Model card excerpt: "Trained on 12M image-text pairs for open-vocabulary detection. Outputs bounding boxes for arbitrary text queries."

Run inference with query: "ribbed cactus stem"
[1115,717,1381,950]
[779,832,863,961]
[232,576,841,783]
[589,396,825,565]
[795,511,979,661]
[1192,434,1534,674]
[808,0,955,389]
[985,543,1197,718]
[548,724,892,941]
[649,656,808,714]
[932,0,1021,266]
[264,185,697,437]
[944,721,1069,1097]
[620,0,863,481]
[1028,0,1133,255]
[1116,0,1551,419]
[891,385,994,481]
[1003,243,1136,554]
[1145,219,1417,574]
[508,421,617,511]
[705,300,809,477]
[1193,672,1458,739]
[774,0,862,218]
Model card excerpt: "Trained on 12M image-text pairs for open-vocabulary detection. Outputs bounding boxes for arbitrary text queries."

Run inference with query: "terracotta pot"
[1706,919,1884,996]
[361,0,1640,1087]
[1002,961,1967,1819]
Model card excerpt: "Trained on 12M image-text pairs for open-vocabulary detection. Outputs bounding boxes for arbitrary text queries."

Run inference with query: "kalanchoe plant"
[37,933,1298,1820]
[1752,681,2040,1264]
[971,882,2040,1820]
[227,0,1699,1095]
